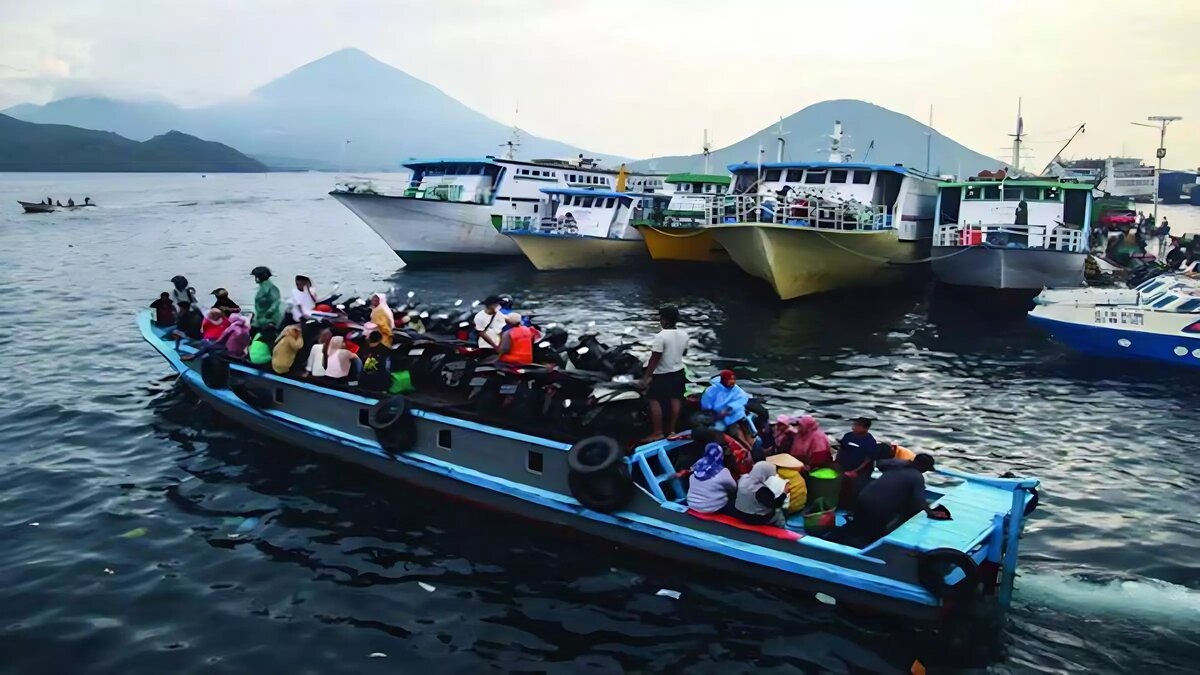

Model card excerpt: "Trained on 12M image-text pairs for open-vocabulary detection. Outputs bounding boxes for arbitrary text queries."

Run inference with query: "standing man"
[473,295,505,350]
[641,305,689,441]
[251,266,282,333]
[837,417,879,502]
[290,275,318,324]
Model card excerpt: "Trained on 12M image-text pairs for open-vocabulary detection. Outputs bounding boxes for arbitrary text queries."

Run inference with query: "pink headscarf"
[790,415,832,467]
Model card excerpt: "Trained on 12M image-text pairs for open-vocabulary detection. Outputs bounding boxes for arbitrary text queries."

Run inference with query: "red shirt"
[201,317,227,341]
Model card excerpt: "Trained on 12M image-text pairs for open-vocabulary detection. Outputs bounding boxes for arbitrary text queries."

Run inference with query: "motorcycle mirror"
[563,398,572,408]
[407,291,415,298]
[335,304,345,310]
[420,311,430,318]
[454,299,463,306]
[576,346,589,355]
[458,321,470,328]
[538,341,550,348]
[546,322,558,329]
[472,300,480,307]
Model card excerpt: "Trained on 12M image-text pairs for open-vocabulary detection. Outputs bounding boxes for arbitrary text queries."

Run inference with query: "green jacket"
[248,335,272,365]
[253,280,282,328]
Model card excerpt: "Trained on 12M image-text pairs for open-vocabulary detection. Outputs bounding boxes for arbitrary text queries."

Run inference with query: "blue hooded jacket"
[700,376,750,429]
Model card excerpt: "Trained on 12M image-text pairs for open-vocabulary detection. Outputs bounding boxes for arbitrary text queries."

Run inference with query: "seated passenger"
[210,287,241,315]
[181,314,251,362]
[852,454,938,541]
[248,326,276,366]
[324,336,361,383]
[732,461,788,528]
[766,453,807,515]
[169,275,198,310]
[272,325,304,375]
[304,330,332,378]
[170,300,204,346]
[200,307,228,341]
[498,313,538,364]
[358,331,393,391]
[150,292,176,327]
[686,443,737,514]
[789,415,833,468]
[700,369,752,449]
[837,417,878,501]
[370,293,395,347]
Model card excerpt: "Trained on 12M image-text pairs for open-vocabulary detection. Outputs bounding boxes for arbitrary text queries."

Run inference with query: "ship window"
[804,170,827,184]
[964,186,979,200]
[1022,187,1042,200]
[983,186,1001,200]
[1177,298,1200,313]
[274,388,284,404]
[533,203,538,213]
[765,169,782,182]
[1003,188,1022,200]
[582,197,594,207]
[358,408,370,427]
[526,450,544,474]
[785,169,803,182]
[606,198,615,208]
[437,429,453,450]
[1152,294,1179,309]
[830,169,848,184]
[852,171,872,184]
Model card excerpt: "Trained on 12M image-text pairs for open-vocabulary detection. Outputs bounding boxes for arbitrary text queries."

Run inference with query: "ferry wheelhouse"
[1029,274,1200,367]
[706,124,937,299]
[931,177,1091,291]
[329,157,658,265]
[501,188,654,270]
[637,173,731,262]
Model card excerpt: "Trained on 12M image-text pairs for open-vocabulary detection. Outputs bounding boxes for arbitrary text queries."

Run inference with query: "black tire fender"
[369,396,415,453]
[199,354,230,390]
[1024,487,1039,516]
[917,547,979,599]
[568,466,634,513]
[567,436,623,475]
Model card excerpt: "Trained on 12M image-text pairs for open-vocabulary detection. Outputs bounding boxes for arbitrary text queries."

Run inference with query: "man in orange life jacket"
[498,313,539,364]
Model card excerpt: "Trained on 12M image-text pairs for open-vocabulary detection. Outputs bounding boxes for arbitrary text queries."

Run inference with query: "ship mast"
[703,129,712,175]
[1008,98,1024,172]
[828,121,853,163]
[501,105,521,160]
[775,118,789,163]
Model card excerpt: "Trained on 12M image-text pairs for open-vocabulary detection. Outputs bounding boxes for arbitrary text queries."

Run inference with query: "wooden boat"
[502,188,652,270]
[636,173,732,263]
[18,201,55,214]
[139,310,1040,620]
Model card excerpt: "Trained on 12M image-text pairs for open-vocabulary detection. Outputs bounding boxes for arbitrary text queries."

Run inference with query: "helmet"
[498,294,513,310]
[251,266,272,282]
[170,274,188,290]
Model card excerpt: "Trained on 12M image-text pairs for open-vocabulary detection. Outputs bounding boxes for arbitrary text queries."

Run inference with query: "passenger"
[766,453,807,515]
[358,331,393,391]
[290,275,318,324]
[55,200,62,207]
[852,454,940,541]
[789,415,833,468]
[686,443,737,514]
[324,336,361,383]
[169,275,199,310]
[251,266,283,332]
[67,198,75,207]
[732,461,788,528]
[473,295,505,350]
[837,417,879,500]
[1156,218,1171,238]
[723,430,755,479]
[272,325,304,375]
[498,313,538,364]
[84,197,91,205]
[304,329,333,378]
[641,304,689,441]
[370,293,395,347]
[248,326,276,366]
[210,287,241,315]
[200,307,228,341]
[181,314,251,362]
[1166,239,1187,270]
[170,300,204,345]
[150,292,176,327]
[700,369,752,449]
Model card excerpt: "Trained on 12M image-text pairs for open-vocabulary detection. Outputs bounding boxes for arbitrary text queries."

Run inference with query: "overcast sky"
[1,0,1197,167]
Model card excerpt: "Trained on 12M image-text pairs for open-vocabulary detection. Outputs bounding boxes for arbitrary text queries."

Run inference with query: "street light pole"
[1132,115,1181,256]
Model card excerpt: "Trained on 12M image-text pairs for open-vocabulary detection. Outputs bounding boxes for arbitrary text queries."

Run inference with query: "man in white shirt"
[473,295,505,349]
[290,275,318,323]
[641,305,689,440]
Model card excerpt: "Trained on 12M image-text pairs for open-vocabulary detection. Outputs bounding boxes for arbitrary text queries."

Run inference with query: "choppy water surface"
[1,173,1198,674]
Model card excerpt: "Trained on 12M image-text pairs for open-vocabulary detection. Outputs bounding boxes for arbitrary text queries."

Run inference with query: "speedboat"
[18,201,54,214]
[1029,274,1200,366]
[139,309,1039,620]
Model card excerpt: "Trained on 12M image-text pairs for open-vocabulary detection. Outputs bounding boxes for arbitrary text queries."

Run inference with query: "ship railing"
[500,215,582,236]
[705,194,892,231]
[934,222,1086,252]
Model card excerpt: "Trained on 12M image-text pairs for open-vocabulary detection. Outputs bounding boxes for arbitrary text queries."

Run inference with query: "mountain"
[3,48,624,170]
[629,100,1004,176]
[0,114,267,172]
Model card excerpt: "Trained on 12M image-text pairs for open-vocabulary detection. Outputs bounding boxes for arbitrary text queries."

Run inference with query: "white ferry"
[1047,157,1157,201]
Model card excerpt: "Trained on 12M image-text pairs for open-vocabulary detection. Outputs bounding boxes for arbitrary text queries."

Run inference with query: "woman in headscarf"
[200,307,228,341]
[789,415,833,468]
[324,336,361,382]
[686,443,737,514]
[304,329,333,378]
[182,314,251,362]
[370,293,395,347]
[733,461,788,528]
[169,275,199,310]
[272,324,304,375]
[700,369,752,448]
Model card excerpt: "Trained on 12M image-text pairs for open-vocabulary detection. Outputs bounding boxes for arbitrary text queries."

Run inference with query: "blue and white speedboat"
[1029,274,1200,367]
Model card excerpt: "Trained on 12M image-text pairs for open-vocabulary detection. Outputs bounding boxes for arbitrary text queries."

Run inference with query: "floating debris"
[655,588,681,600]
[417,582,436,593]
[118,527,148,539]
[815,593,836,605]
[368,653,388,659]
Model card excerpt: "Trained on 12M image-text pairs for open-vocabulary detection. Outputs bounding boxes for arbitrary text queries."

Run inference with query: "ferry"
[636,173,731,262]
[1028,274,1200,366]
[138,310,1039,621]
[707,123,938,300]
[930,176,1092,291]
[1047,157,1157,202]
[329,156,664,265]
[500,187,656,270]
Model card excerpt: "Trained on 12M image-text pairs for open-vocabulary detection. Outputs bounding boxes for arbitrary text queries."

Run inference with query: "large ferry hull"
[509,234,650,271]
[710,226,925,300]
[330,192,521,262]
[932,247,1086,291]
[637,226,729,263]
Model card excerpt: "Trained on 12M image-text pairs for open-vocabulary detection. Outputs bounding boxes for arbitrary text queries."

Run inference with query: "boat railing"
[500,215,583,237]
[499,215,537,233]
[933,222,1086,252]
[707,194,893,231]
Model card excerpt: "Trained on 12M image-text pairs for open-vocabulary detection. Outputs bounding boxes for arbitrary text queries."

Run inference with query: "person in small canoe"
[169,275,199,310]
[210,288,241,315]
[67,198,74,207]
[851,454,943,541]
[200,307,228,342]
[766,452,807,515]
[182,313,251,361]
[686,443,737,515]
[84,197,91,205]
[732,461,788,528]
[788,415,833,468]
[170,300,204,346]
[271,324,305,375]
[150,292,176,328]
[700,369,752,449]
[837,417,878,500]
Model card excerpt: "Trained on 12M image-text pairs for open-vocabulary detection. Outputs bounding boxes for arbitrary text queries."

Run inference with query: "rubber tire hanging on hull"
[200,355,230,390]
[917,547,979,600]
[567,436,633,513]
[231,383,274,409]
[368,396,416,454]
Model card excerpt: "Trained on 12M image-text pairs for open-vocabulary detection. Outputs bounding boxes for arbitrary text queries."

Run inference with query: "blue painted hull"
[1029,315,1200,367]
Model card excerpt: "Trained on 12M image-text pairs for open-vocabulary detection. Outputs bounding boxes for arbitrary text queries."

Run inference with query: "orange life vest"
[500,325,535,364]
